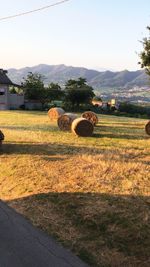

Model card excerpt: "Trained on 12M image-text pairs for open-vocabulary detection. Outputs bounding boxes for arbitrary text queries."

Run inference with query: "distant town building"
[110,99,116,106]
[92,95,119,110]
[92,96,102,107]
[0,69,24,110]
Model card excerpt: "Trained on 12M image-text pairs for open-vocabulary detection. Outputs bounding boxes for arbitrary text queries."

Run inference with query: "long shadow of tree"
[1,121,148,141]
[7,192,150,267]
[1,142,150,168]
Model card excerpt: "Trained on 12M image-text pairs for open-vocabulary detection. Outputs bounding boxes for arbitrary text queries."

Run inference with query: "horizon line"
[5,63,142,73]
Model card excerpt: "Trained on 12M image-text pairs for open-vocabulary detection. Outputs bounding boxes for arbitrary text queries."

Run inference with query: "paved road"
[0,200,89,267]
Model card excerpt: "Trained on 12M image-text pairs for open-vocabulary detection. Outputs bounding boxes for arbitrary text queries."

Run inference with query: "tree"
[9,86,23,94]
[47,82,64,102]
[22,72,45,100]
[139,26,150,76]
[22,73,64,109]
[65,77,95,109]
[9,86,18,94]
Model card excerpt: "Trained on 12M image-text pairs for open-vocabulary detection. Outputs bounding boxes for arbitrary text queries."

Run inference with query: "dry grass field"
[0,111,150,267]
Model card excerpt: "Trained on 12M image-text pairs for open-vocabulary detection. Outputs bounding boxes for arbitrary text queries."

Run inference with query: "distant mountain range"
[7,64,150,90]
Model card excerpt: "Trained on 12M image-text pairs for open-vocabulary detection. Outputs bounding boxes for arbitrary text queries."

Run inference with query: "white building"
[0,69,24,110]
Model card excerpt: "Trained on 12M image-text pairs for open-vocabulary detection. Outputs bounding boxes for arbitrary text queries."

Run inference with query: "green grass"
[0,111,150,267]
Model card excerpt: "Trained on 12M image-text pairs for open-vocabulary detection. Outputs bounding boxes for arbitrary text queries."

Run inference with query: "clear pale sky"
[0,0,150,71]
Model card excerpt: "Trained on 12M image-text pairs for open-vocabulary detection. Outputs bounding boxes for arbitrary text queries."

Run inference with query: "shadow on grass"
[1,125,58,132]
[97,123,144,130]
[94,123,149,140]
[2,110,47,116]
[0,142,75,156]
[93,132,149,140]
[1,142,81,154]
[1,124,148,141]
[1,142,150,166]
[7,192,150,267]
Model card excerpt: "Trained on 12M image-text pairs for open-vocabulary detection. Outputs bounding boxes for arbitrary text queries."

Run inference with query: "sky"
[0,0,150,71]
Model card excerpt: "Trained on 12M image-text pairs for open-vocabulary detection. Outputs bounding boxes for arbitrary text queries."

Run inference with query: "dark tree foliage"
[47,82,64,101]
[65,77,95,109]
[22,74,94,110]
[139,26,150,76]
[119,102,150,116]
[22,72,45,101]
[22,73,64,109]
[9,86,23,94]
[9,86,18,94]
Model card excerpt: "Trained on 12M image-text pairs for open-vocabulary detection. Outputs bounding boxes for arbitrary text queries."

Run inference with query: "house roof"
[0,69,14,86]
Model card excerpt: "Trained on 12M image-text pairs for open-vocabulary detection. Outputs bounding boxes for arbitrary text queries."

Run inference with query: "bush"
[119,102,150,117]
[19,104,25,110]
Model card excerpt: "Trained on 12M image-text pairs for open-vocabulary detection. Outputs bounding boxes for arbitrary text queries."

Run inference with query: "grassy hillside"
[0,111,150,267]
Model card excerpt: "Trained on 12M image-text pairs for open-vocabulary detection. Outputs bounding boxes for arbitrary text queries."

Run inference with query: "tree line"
[20,72,95,110]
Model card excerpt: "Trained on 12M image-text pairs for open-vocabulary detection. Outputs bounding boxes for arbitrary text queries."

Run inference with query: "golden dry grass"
[0,111,150,267]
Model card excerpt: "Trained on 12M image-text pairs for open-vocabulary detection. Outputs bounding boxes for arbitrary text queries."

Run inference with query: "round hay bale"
[81,111,98,126]
[57,113,78,131]
[48,107,65,121]
[0,130,4,146]
[71,118,94,137]
[145,121,150,135]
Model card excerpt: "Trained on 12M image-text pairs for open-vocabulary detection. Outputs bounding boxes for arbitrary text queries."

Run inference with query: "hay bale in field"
[48,107,65,121]
[58,113,78,131]
[145,121,150,135]
[81,111,98,126]
[71,118,94,137]
[0,130,4,146]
